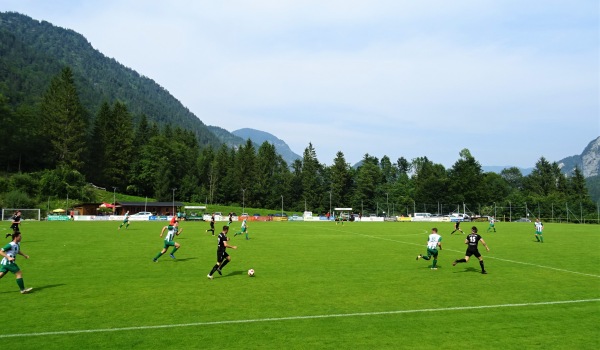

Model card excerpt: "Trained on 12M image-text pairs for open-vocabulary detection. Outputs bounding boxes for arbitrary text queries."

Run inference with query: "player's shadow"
[222,270,245,278]
[455,267,481,273]
[172,257,197,262]
[0,283,66,294]
[32,283,66,292]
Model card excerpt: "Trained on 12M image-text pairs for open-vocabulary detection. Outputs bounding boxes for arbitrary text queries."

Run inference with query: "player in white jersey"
[153,222,182,262]
[416,228,442,270]
[486,216,496,232]
[534,218,544,243]
[0,231,32,294]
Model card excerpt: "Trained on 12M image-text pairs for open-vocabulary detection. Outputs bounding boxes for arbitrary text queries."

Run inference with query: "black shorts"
[217,250,229,263]
[465,247,481,258]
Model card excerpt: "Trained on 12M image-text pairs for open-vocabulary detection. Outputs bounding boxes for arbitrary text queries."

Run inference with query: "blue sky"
[3,0,599,167]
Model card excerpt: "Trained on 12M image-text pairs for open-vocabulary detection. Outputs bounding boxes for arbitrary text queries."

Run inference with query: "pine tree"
[40,67,88,170]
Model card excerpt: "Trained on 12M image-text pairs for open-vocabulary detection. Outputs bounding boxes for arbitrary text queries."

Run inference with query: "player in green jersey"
[534,218,544,243]
[416,228,442,270]
[233,218,249,240]
[486,216,496,232]
[153,222,182,262]
[118,211,130,230]
[0,231,32,294]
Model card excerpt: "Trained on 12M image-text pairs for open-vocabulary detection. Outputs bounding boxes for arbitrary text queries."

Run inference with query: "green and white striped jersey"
[1,242,19,265]
[164,226,176,242]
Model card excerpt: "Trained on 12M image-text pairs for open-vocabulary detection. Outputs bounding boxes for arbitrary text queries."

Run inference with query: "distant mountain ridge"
[557,136,600,178]
[232,128,301,164]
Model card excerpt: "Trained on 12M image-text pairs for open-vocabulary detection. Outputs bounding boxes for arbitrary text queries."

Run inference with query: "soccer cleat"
[452,260,458,266]
[153,258,158,262]
[20,288,32,294]
[416,254,422,260]
[431,267,438,270]
[207,274,213,280]
[481,270,488,274]
[170,254,176,259]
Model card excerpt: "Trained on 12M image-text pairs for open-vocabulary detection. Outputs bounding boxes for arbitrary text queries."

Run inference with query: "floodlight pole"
[112,187,117,214]
[386,193,389,218]
[281,195,284,216]
[172,188,177,216]
[242,189,246,214]
[329,191,332,214]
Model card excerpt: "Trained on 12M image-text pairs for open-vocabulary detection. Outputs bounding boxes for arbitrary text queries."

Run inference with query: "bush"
[3,190,35,208]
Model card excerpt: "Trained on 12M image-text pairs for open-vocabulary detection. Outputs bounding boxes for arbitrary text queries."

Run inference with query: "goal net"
[2,209,41,221]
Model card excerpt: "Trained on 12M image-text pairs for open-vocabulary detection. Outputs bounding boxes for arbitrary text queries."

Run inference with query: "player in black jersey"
[452,226,490,274]
[450,220,464,235]
[206,214,216,235]
[7,211,21,238]
[207,226,237,279]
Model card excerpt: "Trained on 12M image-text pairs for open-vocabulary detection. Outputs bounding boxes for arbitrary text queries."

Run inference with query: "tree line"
[0,67,596,221]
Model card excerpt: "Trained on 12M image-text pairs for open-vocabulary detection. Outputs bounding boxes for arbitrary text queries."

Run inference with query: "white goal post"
[2,209,41,221]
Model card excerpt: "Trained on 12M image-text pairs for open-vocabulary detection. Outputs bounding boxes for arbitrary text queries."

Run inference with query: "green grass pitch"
[1,220,598,349]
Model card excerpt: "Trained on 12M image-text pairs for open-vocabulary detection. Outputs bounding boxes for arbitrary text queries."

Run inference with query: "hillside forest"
[0,67,597,221]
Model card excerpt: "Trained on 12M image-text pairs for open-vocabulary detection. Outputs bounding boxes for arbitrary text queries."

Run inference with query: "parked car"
[513,218,531,222]
[132,212,152,216]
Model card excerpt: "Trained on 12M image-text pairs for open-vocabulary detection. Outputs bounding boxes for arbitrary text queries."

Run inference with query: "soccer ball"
[247,268,255,277]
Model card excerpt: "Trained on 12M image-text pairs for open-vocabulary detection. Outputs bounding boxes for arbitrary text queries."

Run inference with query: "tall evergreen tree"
[234,139,257,205]
[354,154,382,214]
[412,157,448,212]
[103,101,134,190]
[525,157,559,196]
[40,67,87,170]
[0,93,15,171]
[87,101,112,185]
[300,143,323,212]
[330,151,352,208]
[447,149,484,207]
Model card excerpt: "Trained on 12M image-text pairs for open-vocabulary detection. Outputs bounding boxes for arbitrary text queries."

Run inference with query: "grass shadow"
[172,257,197,262]
[222,270,245,278]
[454,267,482,274]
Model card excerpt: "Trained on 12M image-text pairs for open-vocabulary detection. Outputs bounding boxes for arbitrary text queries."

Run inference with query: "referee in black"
[452,226,490,274]
[207,226,237,279]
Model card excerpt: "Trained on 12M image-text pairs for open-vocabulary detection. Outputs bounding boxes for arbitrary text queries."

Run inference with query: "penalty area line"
[2,299,598,339]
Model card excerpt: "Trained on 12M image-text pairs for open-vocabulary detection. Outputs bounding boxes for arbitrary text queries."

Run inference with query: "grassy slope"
[2,220,599,349]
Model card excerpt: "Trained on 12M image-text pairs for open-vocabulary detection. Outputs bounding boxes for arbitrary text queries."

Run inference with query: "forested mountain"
[0,12,220,156]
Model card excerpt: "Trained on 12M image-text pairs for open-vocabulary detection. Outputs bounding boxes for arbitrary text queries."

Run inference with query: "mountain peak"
[232,128,301,164]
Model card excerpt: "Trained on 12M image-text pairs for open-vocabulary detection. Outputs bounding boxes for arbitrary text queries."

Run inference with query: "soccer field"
[2,220,599,349]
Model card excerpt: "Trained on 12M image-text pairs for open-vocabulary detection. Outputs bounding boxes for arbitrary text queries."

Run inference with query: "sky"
[3,0,599,168]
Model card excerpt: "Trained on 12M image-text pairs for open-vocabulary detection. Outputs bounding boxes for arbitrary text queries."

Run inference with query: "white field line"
[1,299,597,339]
[322,226,600,278]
